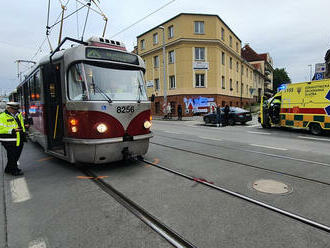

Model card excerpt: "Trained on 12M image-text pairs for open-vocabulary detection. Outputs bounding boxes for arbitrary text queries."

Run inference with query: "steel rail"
[141,159,330,234]
[1,147,9,247]
[150,140,330,187]
[82,169,198,248]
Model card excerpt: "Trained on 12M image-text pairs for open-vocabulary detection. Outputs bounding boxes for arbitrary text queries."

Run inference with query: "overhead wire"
[110,0,176,38]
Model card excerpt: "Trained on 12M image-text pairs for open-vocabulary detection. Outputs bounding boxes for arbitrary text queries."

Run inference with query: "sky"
[0,0,329,94]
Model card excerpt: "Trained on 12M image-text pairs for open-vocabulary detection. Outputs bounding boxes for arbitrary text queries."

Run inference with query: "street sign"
[315,63,326,73]
[315,73,324,80]
[193,61,209,70]
[146,80,154,88]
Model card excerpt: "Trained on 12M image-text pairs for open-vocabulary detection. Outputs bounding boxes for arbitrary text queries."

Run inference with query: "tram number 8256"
[116,106,135,113]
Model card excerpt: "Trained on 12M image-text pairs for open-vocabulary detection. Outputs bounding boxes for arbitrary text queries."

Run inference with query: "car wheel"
[204,117,210,124]
[309,123,322,135]
[228,119,235,126]
[240,121,246,125]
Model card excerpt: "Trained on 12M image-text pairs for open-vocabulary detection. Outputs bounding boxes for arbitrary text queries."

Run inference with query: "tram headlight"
[96,123,108,133]
[144,121,152,129]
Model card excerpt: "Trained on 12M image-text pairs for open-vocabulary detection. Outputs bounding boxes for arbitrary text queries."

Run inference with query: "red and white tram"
[16,37,153,164]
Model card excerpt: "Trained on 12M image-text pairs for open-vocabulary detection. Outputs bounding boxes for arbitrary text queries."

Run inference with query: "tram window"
[68,63,87,101]
[29,78,36,101]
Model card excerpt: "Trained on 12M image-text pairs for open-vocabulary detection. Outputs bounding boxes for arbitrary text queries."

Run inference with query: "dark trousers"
[3,142,24,171]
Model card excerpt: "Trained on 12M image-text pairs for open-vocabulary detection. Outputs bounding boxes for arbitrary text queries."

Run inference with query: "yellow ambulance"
[259,79,330,135]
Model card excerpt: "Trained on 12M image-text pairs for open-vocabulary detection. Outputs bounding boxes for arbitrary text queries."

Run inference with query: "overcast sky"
[0,0,329,94]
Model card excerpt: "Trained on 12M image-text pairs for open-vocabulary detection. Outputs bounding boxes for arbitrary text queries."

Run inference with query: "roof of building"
[137,13,241,42]
[241,44,263,62]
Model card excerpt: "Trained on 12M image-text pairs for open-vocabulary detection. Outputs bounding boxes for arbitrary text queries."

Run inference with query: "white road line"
[199,137,222,141]
[250,144,288,151]
[29,238,47,248]
[247,131,271,135]
[247,124,260,128]
[164,131,182,134]
[298,136,330,142]
[10,177,31,203]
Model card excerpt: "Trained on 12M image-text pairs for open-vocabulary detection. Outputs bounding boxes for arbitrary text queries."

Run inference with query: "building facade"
[137,13,263,116]
[241,44,274,101]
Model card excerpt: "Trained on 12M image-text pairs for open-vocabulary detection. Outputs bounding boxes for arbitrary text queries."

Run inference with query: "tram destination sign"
[86,48,139,65]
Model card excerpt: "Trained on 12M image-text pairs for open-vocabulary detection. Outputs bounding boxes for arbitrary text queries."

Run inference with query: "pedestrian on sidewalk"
[167,103,172,119]
[224,104,230,126]
[177,104,182,120]
[0,102,28,176]
[216,104,222,127]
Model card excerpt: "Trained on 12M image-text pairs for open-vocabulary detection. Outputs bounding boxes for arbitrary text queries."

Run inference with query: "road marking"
[28,238,47,248]
[247,124,261,128]
[199,137,222,141]
[250,144,288,151]
[10,177,31,203]
[37,157,53,162]
[248,131,271,135]
[298,136,330,142]
[145,158,160,168]
[164,131,182,134]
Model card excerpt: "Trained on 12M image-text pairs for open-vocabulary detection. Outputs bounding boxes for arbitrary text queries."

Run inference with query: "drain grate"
[252,179,291,194]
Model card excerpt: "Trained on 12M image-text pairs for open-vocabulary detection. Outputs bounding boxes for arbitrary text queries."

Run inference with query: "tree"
[273,68,291,90]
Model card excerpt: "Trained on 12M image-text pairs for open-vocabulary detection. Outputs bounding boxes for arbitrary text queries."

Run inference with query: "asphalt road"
[1,119,330,248]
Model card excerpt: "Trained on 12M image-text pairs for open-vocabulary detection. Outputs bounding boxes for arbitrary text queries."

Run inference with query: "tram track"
[140,158,330,234]
[81,168,198,248]
[150,137,330,187]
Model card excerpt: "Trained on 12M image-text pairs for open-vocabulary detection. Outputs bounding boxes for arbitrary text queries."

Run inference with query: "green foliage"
[273,68,291,90]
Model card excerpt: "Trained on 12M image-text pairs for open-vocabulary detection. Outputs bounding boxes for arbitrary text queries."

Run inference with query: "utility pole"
[159,26,167,115]
[308,64,312,81]
[15,60,36,82]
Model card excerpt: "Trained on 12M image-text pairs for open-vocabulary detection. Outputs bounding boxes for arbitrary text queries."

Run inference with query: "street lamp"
[308,64,312,81]
[159,26,167,116]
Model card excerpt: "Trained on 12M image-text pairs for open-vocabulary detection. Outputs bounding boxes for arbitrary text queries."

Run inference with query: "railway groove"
[150,140,330,187]
[140,158,330,234]
[81,168,198,248]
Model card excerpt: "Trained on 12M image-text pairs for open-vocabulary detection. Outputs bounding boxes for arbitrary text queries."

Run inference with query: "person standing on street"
[216,104,222,127]
[0,102,28,176]
[177,104,182,120]
[167,103,172,119]
[224,105,230,126]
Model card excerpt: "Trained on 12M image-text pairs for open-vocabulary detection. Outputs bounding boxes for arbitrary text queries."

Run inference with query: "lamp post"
[159,26,167,115]
[308,64,312,81]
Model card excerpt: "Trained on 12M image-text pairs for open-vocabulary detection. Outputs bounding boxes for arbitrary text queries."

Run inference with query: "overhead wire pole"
[81,0,92,41]
[15,60,36,82]
[58,4,67,45]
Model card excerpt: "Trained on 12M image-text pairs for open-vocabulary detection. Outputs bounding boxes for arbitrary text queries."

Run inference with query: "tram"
[15,36,153,164]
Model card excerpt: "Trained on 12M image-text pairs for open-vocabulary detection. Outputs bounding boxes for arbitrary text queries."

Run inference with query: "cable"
[76,0,80,38]
[48,4,87,29]
[81,0,91,41]
[110,0,176,38]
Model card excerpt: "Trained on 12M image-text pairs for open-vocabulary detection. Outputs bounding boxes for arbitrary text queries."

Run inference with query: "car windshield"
[68,63,148,101]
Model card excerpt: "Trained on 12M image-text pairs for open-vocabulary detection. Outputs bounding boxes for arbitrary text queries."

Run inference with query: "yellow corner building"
[137,13,272,116]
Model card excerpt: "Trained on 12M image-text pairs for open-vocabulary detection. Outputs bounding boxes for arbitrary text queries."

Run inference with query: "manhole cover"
[252,179,290,194]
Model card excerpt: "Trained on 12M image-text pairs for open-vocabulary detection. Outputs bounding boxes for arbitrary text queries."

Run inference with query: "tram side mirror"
[150,94,155,102]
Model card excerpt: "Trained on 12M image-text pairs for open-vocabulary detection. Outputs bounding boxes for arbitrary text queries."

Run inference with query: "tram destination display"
[86,47,139,65]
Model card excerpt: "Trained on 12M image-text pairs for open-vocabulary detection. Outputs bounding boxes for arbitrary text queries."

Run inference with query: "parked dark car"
[203,107,252,125]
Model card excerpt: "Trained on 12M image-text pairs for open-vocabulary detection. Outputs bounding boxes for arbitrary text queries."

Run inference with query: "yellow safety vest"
[0,111,25,146]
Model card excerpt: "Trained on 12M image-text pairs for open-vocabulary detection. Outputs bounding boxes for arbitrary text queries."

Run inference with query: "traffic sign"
[315,73,324,80]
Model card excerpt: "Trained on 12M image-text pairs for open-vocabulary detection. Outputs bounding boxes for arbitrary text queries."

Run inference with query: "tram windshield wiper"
[93,84,112,104]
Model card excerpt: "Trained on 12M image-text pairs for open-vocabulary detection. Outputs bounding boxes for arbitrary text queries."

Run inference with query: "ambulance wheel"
[309,123,322,135]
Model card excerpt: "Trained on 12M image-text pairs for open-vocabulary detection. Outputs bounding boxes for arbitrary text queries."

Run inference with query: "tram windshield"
[68,63,148,102]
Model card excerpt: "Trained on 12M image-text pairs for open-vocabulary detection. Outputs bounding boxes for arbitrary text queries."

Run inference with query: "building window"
[229,36,232,47]
[236,81,239,92]
[230,57,232,69]
[169,50,175,63]
[236,62,239,72]
[169,75,176,89]
[153,33,158,44]
[230,79,233,91]
[236,42,239,52]
[241,83,244,94]
[221,76,225,89]
[195,47,205,60]
[221,52,225,65]
[154,56,159,68]
[241,65,244,75]
[168,25,174,38]
[221,28,225,41]
[195,74,205,88]
[155,78,159,91]
[246,85,248,95]
[155,102,160,114]
[246,68,248,76]
[141,39,145,50]
[194,21,204,34]
[230,101,232,106]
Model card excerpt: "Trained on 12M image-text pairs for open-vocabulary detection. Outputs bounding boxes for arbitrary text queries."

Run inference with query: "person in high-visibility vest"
[0,102,28,176]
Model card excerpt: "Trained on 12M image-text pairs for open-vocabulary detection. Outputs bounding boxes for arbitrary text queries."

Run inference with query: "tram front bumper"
[64,132,153,164]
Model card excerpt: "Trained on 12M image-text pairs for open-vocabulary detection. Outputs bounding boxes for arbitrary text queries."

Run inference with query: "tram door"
[42,63,65,152]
